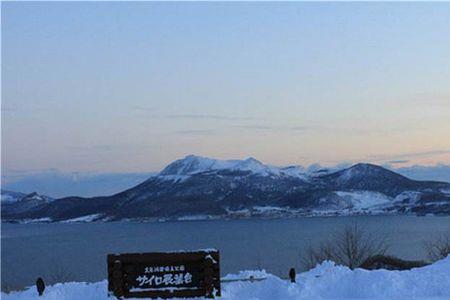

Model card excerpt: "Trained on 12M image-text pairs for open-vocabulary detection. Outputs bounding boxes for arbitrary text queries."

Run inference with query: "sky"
[2,2,450,195]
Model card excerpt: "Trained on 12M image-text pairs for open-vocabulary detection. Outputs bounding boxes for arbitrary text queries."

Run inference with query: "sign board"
[107,250,220,299]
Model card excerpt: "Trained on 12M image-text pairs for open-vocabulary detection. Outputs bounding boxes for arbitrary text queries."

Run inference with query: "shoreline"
[2,211,448,225]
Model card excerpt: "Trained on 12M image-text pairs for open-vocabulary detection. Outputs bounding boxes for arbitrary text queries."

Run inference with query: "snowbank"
[3,257,450,300]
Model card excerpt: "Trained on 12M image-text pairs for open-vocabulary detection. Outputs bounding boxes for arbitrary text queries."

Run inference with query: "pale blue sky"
[2,2,450,181]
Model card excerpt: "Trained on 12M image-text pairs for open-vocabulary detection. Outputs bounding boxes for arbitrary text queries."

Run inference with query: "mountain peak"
[323,162,414,195]
[4,158,450,222]
[244,157,260,163]
[159,155,276,177]
[334,163,396,180]
[235,157,264,168]
[159,155,219,176]
[352,162,383,169]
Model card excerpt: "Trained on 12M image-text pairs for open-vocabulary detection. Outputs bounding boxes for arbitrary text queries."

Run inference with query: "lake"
[2,215,450,290]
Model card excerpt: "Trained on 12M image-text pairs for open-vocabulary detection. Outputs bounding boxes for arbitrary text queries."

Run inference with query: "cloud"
[165,114,252,121]
[233,124,408,134]
[234,125,314,132]
[132,106,154,112]
[239,125,418,135]
[387,160,410,164]
[2,171,156,198]
[66,145,115,152]
[367,149,450,162]
[291,126,312,131]
[237,125,274,130]
[172,129,216,135]
[1,107,18,113]
[3,160,450,198]
[393,164,450,183]
[410,93,450,107]
[1,104,46,114]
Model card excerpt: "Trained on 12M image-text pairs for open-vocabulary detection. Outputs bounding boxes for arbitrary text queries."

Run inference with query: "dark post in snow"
[204,255,215,298]
[111,260,124,298]
[289,268,296,283]
[36,277,45,296]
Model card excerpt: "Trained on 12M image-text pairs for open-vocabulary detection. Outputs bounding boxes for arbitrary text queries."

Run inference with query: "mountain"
[1,190,27,203]
[1,190,54,217]
[2,171,156,198]
[2,156,450,222]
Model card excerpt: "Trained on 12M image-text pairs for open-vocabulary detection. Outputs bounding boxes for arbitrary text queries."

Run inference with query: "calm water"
[2,216,450,290]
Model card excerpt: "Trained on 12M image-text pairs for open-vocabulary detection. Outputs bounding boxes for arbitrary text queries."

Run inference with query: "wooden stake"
[289,268,296,283]
[36,277,45,296]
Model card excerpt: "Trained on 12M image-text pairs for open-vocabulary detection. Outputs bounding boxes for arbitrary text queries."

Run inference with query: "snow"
[333,163,385,184]
[222,270,270,281]
[159,155,244,176]
[336,167,358,183]
[176,215,215,221]
[60,214,102,223]
[157,174,190,183]
[156,155,364,181]
[158,155,310,179]
[4,256,450,300]
[20,217,52,224]
[156,156,403,183]
[1,194,19,203]
[394,191,422,204]
[253,206,286,212]
[440,189,450,195]
[156,248,218,254]
[0,190,25,203]
[335,191,392,209]
[1,191,53,204]
[279,166,310,180]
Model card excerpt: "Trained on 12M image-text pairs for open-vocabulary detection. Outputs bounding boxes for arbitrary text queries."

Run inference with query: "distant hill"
[1,190,53,217]
[2,155,450,223]
[2,172,155,198]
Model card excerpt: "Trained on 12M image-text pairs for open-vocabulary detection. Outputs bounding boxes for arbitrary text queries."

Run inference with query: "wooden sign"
[107,250,220,299]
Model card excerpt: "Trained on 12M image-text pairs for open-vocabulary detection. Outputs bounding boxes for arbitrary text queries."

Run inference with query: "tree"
[302,223,389,270]
[425,233,450,262]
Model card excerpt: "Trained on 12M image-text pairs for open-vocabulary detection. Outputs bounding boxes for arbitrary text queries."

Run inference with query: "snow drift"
[3,256,450,300]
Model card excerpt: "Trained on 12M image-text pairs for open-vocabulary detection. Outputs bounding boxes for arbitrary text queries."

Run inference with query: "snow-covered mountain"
[2,155,450,222]
[159,155,307,179]
[1,190,26,203]
[1,190,53,216]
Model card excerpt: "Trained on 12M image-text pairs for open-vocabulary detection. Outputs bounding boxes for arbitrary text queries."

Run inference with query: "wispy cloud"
[367,149,450,162]
[165,114,252,121]
[65,144,156,158]
[172,129,216,135]
[66,145,115,152]
[236,124,418,135]
[1,104,46,114]
[410,92,450,107]
[291,126,313,131]
[386,160,410,164]
[236,125,274,130]
[235,125,314,132]
[394,164,450,183]
[1,107,18,113]
[132,106,155,112]
[1,167,62,185]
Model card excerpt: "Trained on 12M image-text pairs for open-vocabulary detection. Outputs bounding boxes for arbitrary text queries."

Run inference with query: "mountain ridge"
[2,156,450,223]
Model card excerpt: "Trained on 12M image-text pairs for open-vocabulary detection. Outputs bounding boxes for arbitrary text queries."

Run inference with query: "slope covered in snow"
[158,155,308,179]
[1,190,26,203]
[3,256,450,300]
[334,191,392,210]
[2,156,450,222]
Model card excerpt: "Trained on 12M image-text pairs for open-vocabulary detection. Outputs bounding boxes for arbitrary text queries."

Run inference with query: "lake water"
[2,216,450,290]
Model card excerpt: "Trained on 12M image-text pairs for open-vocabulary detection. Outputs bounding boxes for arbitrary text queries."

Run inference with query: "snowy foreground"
[3,257,450,300]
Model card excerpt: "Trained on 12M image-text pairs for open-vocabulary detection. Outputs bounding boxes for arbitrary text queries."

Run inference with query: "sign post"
[107,250,220,299]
